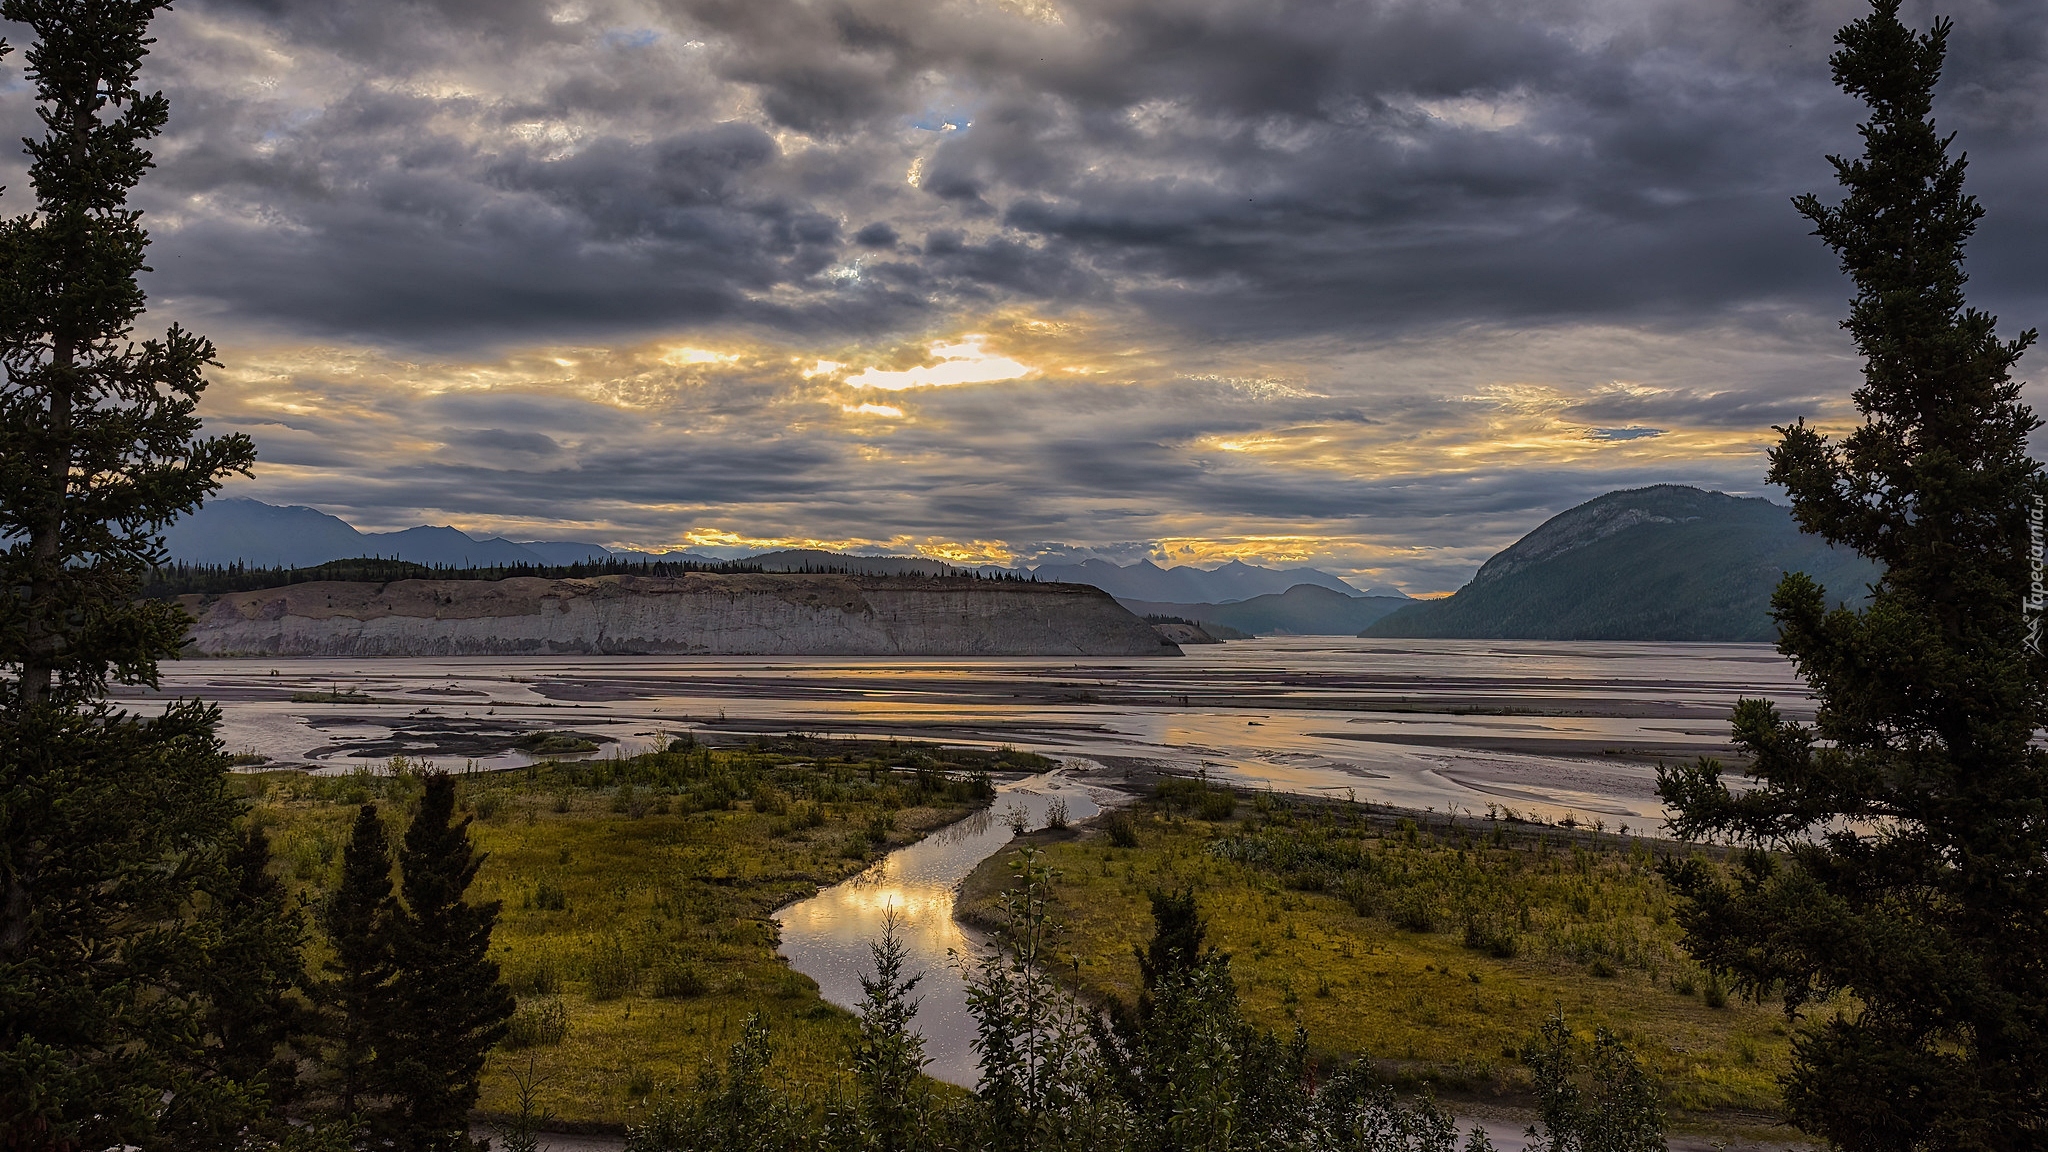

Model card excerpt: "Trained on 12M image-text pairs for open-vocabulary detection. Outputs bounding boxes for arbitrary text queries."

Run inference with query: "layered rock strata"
[179,573,1182,657]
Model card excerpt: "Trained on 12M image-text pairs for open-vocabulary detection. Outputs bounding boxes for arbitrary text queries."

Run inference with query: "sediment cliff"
[178,573,1182,657]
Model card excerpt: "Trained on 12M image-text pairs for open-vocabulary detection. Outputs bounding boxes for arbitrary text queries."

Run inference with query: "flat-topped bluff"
[178,572,1183,657]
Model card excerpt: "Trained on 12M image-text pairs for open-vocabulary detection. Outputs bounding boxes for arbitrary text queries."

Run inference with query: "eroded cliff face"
[178,573,1183,657]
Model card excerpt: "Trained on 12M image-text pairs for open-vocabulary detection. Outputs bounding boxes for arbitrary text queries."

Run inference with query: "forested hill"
[1364,485,1882,642]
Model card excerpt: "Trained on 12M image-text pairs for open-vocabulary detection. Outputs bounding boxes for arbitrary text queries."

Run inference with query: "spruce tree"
[159,824,311,1149]
[1658,2,2047,1147]
[0,0,254,708]
[850,910,931,1152]
[0,6,259,1144]
[317,804,399,1123]
[379,776,514,1152]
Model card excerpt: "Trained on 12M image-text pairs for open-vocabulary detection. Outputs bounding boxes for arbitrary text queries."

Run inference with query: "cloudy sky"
[6,0,2043,591]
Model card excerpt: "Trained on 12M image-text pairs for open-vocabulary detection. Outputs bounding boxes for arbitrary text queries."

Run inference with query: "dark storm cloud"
[85,0,2043,350]
[23,0,2039,589]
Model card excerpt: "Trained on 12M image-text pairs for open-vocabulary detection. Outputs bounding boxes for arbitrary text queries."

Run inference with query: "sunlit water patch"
[774,770,1111,1087]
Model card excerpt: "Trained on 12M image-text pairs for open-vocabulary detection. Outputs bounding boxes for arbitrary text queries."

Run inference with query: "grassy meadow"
[240,738,1043,1126]
[959,777,1801,1119]
[243,744,1805,1132]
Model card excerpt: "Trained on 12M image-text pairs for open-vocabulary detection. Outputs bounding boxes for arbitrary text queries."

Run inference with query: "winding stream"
[774,768,1111,1087]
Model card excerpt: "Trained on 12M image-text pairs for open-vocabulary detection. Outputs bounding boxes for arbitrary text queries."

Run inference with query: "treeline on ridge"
[141,558,1043,599]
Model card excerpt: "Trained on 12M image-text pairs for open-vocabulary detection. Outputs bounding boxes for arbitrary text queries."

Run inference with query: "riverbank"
[243,736,1040,1126]
[181,572,1180,657]
[956,769,1818,1148]
[133,639,1803,820]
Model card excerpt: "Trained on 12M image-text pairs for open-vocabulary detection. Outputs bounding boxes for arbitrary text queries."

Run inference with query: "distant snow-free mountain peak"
[1367,484,1877,642]
[163,499,1381,602]
[1024,557,1367,603]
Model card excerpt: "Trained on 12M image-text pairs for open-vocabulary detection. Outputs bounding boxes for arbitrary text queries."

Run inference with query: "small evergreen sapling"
[851,909,933,1152]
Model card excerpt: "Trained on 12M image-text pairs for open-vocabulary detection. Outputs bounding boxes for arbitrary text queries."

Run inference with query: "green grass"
[243,738,1043,1126]
[960,787,1805,1117]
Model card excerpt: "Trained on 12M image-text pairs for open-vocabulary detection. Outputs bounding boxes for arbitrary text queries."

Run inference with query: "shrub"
[1197,790,1237,821]
[1391,891,1437,934]
[509,956,563,997]
[752,784,790,816]
[1702,971,1728,1009]
[1338,876,1381,918]
[587,937,640,1001]
[1463,913,1521,959]
[1045,796,1070,830]
[525,880,568,912]
[652,960,709,999]
[470,789,503,821]
[502,997,569,1049]
[1103,809,1141,848]
[1284,869,1327,893]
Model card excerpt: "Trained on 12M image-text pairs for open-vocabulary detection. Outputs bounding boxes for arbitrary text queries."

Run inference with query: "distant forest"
[142,557,1038,598]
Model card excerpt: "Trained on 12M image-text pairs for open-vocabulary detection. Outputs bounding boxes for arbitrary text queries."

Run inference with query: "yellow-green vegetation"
[240,738,1046,1126]
[962,781,1799,1117]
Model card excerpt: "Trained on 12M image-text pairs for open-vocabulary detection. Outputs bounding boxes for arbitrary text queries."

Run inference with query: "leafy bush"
[752,784,790,816]
[1702,972,1728,1009]
[652,960,709,999]
[503,998,569,1049]
[508,956,563,997]
[1462,913,1521,959]
[587,937,640,1001]
[1104,810,1141,848]
[1391,892,1437,934]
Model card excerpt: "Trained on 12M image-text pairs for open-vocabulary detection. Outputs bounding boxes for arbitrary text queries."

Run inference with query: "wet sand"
[126,637,1807,825]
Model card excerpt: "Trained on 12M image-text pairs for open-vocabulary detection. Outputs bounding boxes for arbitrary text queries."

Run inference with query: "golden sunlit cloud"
[194,315,1840,595]
[845,337,1033,390]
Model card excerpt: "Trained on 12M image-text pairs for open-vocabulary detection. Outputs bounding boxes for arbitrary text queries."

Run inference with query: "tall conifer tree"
[1659,2,2047,1146]
[379,776,513,1152]
[159,825,311,1149]
[0,2,259,1147]
[317,805,399,1124]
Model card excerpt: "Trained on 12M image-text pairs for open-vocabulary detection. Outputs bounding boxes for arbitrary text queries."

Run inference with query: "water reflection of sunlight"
[774,771,1113,1088]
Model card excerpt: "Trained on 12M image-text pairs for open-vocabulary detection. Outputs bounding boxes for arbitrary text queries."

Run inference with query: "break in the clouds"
[5,0,2042,590]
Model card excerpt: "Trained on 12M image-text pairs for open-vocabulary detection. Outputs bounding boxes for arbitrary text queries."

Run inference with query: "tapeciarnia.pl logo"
[2028,494,2045,655]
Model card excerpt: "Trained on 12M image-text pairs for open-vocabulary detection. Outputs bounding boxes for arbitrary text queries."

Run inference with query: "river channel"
[127,638,1808,827]
[144,639,1808,1150]
[773,769,1112,1087]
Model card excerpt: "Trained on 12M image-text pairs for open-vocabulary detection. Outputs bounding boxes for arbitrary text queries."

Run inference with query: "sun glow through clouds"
[845,337,1032,390]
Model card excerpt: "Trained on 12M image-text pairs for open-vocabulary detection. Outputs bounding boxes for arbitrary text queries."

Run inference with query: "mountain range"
[159,498,708,569]
[1117,584,1413,636]
[160,498,1377,607]
[1364,485,1881,642]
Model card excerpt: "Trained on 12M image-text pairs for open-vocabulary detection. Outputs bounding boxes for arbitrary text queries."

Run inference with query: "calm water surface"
[774,770,1110,1087]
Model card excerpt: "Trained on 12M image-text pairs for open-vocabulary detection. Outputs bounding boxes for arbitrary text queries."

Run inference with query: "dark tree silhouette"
[318,804,400,1125]
[1659,2,2047,1147]
[0,5,259,1144]
[379,776,515,1152]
